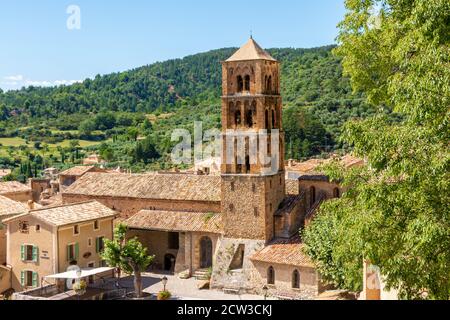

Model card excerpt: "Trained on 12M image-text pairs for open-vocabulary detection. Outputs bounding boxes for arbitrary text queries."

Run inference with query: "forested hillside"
[0,45,383,177]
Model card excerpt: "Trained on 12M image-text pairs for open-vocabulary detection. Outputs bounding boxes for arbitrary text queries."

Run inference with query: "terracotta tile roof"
[286,155,364,175]
[63,173,221,202]
[250,237,315,268]
[125,210,223,234]
[59,166,96,176]
[0,195,28,218]
[226,38,276,62]
[0,181,31,194]
[3,201,116,227]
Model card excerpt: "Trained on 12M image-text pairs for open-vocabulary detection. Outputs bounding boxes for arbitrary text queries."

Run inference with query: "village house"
[0,181,32,203]
[0,196,36,266]
[3,201,116,292]
[58,166,107,190]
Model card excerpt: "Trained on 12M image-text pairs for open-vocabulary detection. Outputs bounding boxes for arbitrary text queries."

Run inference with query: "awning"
[44,267,114,280]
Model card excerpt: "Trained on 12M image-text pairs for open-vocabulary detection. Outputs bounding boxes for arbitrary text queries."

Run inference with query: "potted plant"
[157,290,172,300]
[73,280,87,296]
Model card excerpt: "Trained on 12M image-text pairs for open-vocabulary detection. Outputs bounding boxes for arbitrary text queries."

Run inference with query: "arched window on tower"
[245,155,250,174]
[267,266,275,285]
[244,75,250,92]
[265,109,269,129]
[272,109,276,128]
[245,109,253,128]
[267,76,272,93]
[237,76,244,92]
[292,270,300,289]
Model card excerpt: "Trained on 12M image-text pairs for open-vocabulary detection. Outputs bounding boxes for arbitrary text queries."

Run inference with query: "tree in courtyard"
[303,0,450,299]
[101,223,154,298]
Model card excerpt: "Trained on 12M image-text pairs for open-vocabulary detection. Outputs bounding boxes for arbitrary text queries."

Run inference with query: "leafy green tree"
[304,0,450,299]
[79,119,96,136]
[102,224,154,298]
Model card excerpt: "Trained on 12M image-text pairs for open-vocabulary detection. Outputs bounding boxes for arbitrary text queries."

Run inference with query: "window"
[231,182,235,192]
[73,225,79,235]
[19,221,29,234]
[265,110,269,128]
[237,75,244,92]
[244,75,250,91]
[272,109,276,128]
[99,260,107,268]
[267,266,275,285]
[252,183,256,193]
[88,238,92,247]
[333,188,340,198]
[21,270,37,288]
[168,232,179,250]
[267,76,272,93]
[235,110,242,126]
[94,220,99,230]
[67,243,79,262]
[35,224,40,232]
[229,204,234,212]
[292,270,300,289]
[245,156,251,174]
[310,186,316,206]
[21,245,38,262]
[96,237,105,253]
[254,207,259,217]
[245,109,253,127]
[269,203,273,212]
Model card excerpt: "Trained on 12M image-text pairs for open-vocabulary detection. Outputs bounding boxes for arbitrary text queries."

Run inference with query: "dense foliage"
[303,0,450,299]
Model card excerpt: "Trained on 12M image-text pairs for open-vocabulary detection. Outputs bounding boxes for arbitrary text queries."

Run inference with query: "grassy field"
[0,137,107,148]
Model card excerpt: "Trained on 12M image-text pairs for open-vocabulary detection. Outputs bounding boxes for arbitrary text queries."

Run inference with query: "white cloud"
[4,75,24,82]
[1,75,81,90]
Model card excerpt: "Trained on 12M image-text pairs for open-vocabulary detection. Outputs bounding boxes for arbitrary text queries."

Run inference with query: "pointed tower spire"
[225,38,276,62]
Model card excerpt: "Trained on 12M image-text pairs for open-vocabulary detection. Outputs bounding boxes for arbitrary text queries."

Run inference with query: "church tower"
[221,38,285,242]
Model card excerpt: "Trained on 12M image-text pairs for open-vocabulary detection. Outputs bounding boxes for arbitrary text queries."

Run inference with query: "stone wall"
[0,226,6,265]
[210,237,265,292]
[62,194,221,219]
[221,174,285,241]
[299,180,341,210]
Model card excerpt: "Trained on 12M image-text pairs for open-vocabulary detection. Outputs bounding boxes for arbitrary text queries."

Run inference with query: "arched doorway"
[164,254,176,272]
[200,237,213,269]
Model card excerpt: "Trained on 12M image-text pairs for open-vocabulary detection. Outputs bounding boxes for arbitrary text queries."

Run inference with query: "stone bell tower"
[221,38,285,242]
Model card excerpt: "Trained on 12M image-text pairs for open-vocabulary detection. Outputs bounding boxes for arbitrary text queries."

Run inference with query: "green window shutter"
[96,237,100,253]
[32,272,38,287]
[20,271,25,286]
[75,243,79,260]
[20,245,25,261]
[32,246,39,262]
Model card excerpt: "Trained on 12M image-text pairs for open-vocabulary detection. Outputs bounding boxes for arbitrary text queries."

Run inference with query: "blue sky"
[0,0,346,91]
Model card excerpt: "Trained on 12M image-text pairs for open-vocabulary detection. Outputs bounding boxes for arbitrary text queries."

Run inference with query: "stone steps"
[193,269,211,280]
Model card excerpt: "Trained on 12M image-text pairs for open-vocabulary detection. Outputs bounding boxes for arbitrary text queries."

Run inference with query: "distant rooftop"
[3,201,116,227]
[0,195,28,218]
[0,181,31,194]
[225,38,277,62]
[59,166,97,177]
[250,236,314,268]
[63,172,221,202]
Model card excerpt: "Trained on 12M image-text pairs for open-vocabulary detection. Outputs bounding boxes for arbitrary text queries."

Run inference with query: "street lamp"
[162,276,168,291]
[262,285,268,300]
